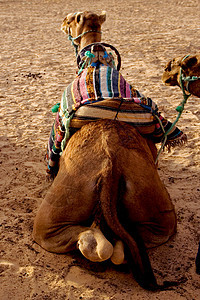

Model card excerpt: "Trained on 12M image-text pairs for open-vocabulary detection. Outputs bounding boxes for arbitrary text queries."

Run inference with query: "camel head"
[61,11,106,50]
[162,56,183,87]
[162,54,200,97]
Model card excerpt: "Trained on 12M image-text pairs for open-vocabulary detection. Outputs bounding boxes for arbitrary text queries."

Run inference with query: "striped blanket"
[46,63,186,176]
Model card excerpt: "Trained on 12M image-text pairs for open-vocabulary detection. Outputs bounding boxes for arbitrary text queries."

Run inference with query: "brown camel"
[163,55,200,274]
[162,54,200,98]
[33,11,178,290]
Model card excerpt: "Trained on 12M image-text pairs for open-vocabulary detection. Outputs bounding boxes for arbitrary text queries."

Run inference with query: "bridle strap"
[179,54,200,93]
[69,30,102,42]
[180,72,200,93]
[68,29,102,56]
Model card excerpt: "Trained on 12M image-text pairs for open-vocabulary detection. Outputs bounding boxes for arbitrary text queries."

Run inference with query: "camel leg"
[34,218,114,263]
[33,208,93,253]
[136,209,177,248]
[111,240,125,265]
[33,192,114,261]
[33,162,106,255]
[78,229,114,262]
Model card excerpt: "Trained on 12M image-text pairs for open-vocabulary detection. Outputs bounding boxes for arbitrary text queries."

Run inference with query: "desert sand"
[0,0,199,299]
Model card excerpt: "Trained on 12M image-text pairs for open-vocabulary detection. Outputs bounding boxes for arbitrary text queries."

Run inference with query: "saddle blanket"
[46,64,186,176]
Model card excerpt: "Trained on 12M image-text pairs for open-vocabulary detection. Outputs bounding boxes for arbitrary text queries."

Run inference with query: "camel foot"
[78,229,113,262]
[111,240,125,265]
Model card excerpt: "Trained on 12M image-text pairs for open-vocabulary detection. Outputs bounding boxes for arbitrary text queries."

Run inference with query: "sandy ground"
[0,0,200,299]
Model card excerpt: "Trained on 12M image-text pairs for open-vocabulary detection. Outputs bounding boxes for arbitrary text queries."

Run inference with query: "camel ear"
[99,11,106,25]
[66,13,76,24]
[75,12,84,24]
[61,13,76,33]
[181,56,197,71]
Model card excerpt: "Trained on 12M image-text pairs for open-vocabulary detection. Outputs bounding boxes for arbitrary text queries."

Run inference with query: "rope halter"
[179,54,200,94]
[68,28,102,56]
[180,70,200,94]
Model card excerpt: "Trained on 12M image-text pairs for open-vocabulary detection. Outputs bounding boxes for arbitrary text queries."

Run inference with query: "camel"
[163,55,200,274]
[33,11,179,290]
[162,54,200,98]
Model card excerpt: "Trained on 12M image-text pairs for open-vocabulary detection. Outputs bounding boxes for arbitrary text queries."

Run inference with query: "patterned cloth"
[46,112,65,176]
[46,63,186,176]
[60,64,141,113]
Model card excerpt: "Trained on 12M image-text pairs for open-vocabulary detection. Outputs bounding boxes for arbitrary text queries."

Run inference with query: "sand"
[0,0,199,299]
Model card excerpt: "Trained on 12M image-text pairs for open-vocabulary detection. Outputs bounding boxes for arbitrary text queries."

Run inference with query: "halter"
[180,70,200,94]
[178,54,200,92]
[68,28,102,56]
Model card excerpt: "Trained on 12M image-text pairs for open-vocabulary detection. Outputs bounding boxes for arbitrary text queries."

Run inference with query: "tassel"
[51,103,60,113]
[165,134,187,152]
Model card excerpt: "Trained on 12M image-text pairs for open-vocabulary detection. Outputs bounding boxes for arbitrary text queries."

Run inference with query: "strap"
[77,42,121,71]
[68,29,102,57]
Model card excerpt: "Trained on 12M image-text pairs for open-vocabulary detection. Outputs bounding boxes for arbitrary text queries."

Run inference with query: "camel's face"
[162,57,183,86]
[162,55,200,86]
[61,11,106,45]
[162,54,200,97]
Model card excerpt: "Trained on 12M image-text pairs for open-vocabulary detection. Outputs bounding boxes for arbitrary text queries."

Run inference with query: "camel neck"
[80,32,102,50]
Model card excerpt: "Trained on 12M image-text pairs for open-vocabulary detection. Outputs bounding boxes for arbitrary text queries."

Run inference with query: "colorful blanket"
[46,64,186,176]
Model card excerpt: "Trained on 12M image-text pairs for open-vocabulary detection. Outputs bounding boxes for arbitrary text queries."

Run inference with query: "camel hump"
[76,119,151,152]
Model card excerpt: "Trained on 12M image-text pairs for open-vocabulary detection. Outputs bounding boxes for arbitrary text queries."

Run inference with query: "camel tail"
[99,159,158,290]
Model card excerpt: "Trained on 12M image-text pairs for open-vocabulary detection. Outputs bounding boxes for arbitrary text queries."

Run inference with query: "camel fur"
[33,120,176,289]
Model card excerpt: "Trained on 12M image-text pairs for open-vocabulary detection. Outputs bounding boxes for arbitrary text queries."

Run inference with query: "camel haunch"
[33,120,176,289]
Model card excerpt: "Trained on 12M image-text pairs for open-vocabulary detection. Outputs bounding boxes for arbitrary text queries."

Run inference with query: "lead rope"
[155,58,192,164]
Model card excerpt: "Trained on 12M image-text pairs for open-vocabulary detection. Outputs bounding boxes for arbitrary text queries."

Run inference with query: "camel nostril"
[165,62,172,72]
[165,78,171,83]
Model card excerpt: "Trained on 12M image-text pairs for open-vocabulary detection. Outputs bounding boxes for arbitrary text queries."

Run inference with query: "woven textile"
[46,64,185,176]
[46,112,65,175]
[60,65,142,113]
